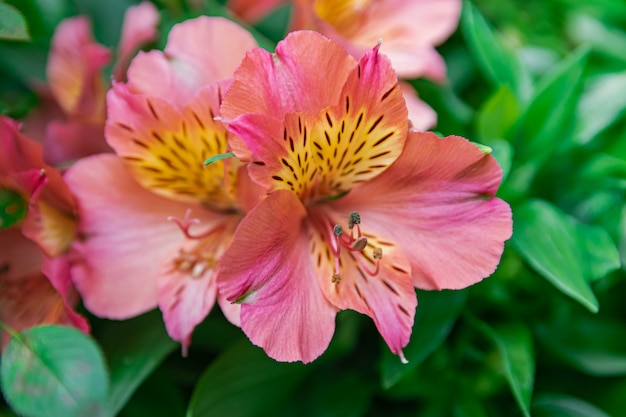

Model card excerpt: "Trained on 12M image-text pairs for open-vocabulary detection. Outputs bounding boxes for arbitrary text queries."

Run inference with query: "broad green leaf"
[533,395,611,417]
[476,86,520,143]
[96,310,178,416]
[0,3,29,41]
[0,325,109,417]
[461,0,531,101]
[380,290,467,389]
[514,47,589,162]
[536,314,626,377]
[566,13,626,62]
[575,72,626,144]
[469,318,534,417]
[511,199,619,312]
[186,339,310,417]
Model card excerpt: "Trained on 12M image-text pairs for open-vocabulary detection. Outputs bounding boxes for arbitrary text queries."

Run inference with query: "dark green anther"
[348,211,361,229]
[0,188,27,229]
[333,224,343,236]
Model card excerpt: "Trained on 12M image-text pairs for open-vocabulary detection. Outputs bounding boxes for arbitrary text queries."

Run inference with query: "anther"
[352,236,368,251]
[332,273,342,284]
[373,247,383,260]
[333,224,343,237]
[348,211,361,229]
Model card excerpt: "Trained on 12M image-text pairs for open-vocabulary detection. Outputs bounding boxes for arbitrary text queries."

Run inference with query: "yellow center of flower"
[271,83,404,202]
[114,98,240,213]
[313,0,373,37]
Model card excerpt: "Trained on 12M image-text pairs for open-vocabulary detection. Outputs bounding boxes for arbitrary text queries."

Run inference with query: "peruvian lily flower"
[218,31,512,363]
[0,116,88,348]
[65,17,260,353]
[22,2,159,165]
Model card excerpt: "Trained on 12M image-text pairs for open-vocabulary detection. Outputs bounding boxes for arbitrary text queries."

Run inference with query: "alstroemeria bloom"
[0,116,88,348]
[65,17,260,352]
[22,2,159,165]
[218,32,512,363]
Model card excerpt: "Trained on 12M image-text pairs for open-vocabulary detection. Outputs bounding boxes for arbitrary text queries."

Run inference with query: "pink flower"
[218,31,512,363]
[227,0,288,23]
[22,2,160,165]
[0,116,88,348]
[65,17,260,353]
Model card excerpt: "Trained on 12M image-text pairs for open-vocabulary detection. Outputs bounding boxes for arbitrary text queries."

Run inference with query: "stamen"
[167,209,223,240]
[373,247,383,260]
[333,224,343,237]
[348,211,361,229]
[352,236,368,251]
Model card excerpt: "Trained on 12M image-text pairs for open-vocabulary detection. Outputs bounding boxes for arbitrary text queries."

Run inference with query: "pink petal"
[0,229,86,348]
[47,16,110,121]
[218,190,338,363]
[43,121,111,164]
[400,81,437,131]
[228,0,288,23]
[114,1,160,81]
[310,209,417,358]
[334,132,512,290]
[157,222,237,354]
[65,154,200,318]
[127,17,257,106]
[221,30,356,120]
[217,292,241,327]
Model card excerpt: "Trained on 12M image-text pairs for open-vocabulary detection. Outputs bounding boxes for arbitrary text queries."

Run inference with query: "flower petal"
[221,30,356,120]
[43,121,110,165]
[335,132,512,290]
[228,0,288,23]
[65,154,199,318]
[309,211,416,358]
[218,190,338,363]
[400,81,437,131]
[114,1,160,81]
[106,83,238,210]
[126,17,256,107]
[47,16,110,122]
[157,222,237,354]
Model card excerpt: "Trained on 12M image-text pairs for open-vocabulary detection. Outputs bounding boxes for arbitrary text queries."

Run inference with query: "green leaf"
[489,139,513,182]
[95,310,178,416]
[461,0,531,101]
[575,71,626,144]
[0,325,109,417]
[514,47,589,162]
[536,314,626,377]
[511,199,619,312]
[186,339,310,417]
[468,318,534,417]
[533,394,611,417]
[476,86,520,143]
[380,290,467,389]
[0,2,30,41]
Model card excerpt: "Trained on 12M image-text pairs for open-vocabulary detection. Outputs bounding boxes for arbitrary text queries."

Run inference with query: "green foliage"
[0,2,29,41]
[0,325,109,417]
[0,189,27,229]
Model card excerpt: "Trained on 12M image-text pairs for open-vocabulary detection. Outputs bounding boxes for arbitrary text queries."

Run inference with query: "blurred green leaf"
[0,2,30,41]
[512,199,619,312]
[0,325,109,417]
[469,318,534,417]
[514,47,588,162]
[380,290,467,389]
[96,310,178,416]
[536,313,626,377]
[0,188,27,229]
[187,340,310,417]
[489,139,513,181]
[575,71,626,144]
[533,394,611,417]
[461,0,532,101]
[567,13,626,62]
[476,86,520,142]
